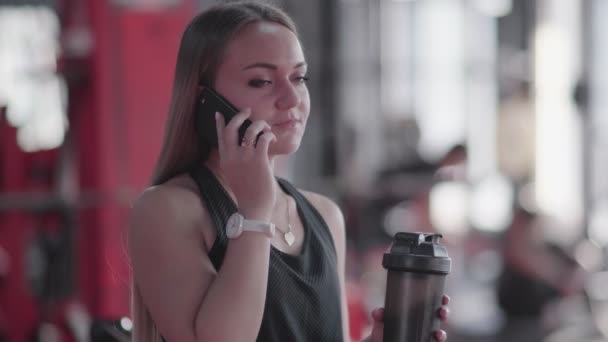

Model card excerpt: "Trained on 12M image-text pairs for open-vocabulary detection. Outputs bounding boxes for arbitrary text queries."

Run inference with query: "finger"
[255,131,277,156]
[225,109,252,148]
[215,112,226,155]
[438,306,449,321]
[442,295,450,305]
[369,319,383,342]
[242,120,271,147]
[434,330,447,342]
[369,308,384,342]
[371,307,384,322]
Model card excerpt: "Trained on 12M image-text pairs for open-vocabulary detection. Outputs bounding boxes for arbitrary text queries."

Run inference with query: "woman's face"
[213,21,310,156]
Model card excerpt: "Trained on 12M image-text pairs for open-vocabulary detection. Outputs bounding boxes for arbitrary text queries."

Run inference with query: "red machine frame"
[0,0,195,340]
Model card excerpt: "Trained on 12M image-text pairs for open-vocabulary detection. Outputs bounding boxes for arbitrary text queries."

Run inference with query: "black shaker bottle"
[382,232,451,342]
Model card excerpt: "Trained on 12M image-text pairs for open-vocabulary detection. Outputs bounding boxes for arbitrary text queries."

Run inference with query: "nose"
[275,81,301,110]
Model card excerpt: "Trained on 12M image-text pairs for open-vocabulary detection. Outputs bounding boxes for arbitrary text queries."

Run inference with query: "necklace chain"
[276,193,295,246]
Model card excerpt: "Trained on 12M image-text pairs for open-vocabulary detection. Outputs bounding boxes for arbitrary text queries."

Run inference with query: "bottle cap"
[382,232,451,274]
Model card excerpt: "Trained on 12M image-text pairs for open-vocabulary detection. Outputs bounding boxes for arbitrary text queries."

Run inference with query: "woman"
[128,2,449,341]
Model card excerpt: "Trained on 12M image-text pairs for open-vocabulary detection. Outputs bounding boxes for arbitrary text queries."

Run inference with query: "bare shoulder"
[299,190,342,217]
[129,174,208,244]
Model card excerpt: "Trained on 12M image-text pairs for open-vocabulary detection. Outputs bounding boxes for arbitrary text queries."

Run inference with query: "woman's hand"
[215,109,277,220]
[366,295,450,342]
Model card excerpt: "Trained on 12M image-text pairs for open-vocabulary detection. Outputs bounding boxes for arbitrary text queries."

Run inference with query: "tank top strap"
[276,178,338,260]
[188,165,236,270]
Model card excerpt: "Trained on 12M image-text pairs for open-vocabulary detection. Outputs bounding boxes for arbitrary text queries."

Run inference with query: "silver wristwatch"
[225,212,275,239]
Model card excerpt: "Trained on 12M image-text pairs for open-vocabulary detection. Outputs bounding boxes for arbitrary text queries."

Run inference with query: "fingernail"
[435,331,447,341]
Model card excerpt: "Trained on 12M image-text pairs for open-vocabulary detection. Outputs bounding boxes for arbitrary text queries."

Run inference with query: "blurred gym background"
[1,0,607,341]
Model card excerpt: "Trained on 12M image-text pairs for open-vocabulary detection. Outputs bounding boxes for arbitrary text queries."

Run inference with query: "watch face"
[226,213,243,238]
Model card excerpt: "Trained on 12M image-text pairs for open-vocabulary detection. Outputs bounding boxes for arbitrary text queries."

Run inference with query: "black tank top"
[188,165,344,342]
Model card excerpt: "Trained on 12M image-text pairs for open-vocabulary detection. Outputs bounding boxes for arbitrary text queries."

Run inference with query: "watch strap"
[242,218,275,237]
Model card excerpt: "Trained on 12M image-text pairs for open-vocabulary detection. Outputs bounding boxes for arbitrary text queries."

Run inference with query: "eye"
[294,76,309,84]
[248,79,272,88]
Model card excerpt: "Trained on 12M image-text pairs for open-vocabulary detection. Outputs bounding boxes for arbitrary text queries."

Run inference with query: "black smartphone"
[195,87,253,146]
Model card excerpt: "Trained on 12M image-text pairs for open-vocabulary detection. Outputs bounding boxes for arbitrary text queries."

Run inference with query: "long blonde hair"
[131,2,297,341]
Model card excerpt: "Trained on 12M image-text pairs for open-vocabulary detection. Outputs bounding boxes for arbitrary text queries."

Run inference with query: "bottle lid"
[382,232,451,274]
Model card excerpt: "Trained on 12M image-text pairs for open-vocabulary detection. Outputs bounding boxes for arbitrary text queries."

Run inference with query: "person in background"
[497,202,585,341]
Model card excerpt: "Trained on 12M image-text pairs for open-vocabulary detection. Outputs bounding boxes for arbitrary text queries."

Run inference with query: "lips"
[272,119,301,128]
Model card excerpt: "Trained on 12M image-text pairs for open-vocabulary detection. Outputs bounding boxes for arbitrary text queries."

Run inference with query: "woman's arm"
[130,109,278,341]
[129,183,272,342]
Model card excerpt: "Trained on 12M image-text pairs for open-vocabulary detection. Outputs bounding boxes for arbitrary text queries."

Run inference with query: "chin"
[268,139,301,156]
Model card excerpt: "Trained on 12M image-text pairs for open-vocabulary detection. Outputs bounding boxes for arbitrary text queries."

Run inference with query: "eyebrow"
[242,62,307,70]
